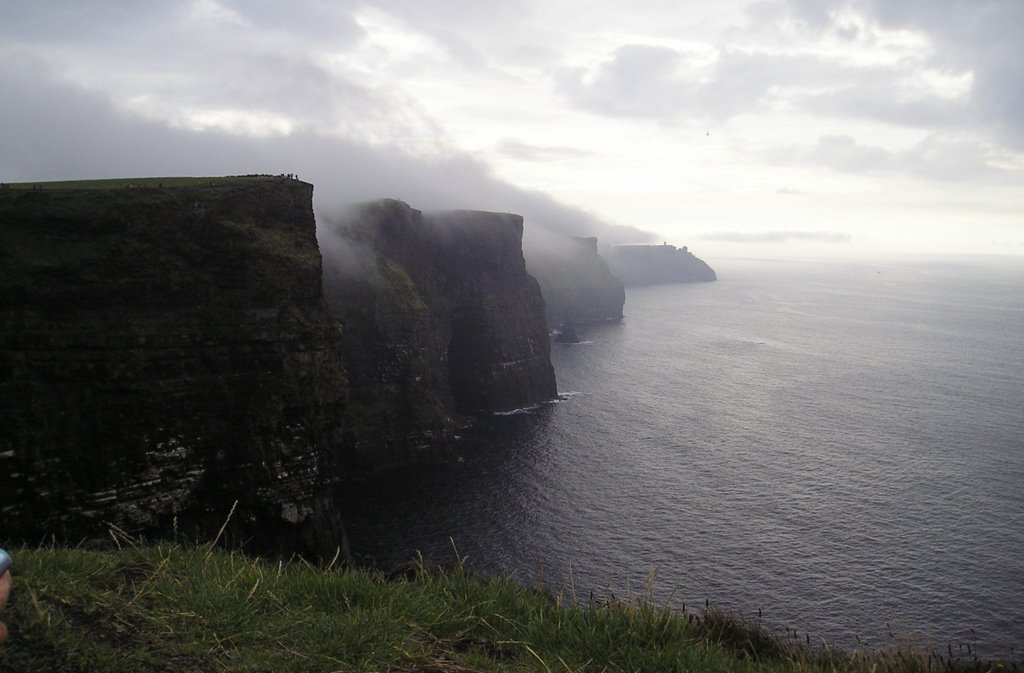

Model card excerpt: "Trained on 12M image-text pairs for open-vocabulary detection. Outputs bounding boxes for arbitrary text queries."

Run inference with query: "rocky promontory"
[605,243,717,285]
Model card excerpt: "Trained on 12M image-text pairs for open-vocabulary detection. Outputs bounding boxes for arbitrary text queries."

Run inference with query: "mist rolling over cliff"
[525,235,626,326]
[319,199,557,470]
[1,58,658,257]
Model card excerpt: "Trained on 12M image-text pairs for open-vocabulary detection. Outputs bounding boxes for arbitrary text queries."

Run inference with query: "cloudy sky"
[2,0,1022,259]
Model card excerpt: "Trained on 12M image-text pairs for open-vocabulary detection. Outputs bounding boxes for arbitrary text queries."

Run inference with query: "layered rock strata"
[0,178,348,558]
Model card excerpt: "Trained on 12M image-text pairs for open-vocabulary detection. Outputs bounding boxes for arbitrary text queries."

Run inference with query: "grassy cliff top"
[0,544,1005,673]
[1,175,305,189]
[0,175,320,309]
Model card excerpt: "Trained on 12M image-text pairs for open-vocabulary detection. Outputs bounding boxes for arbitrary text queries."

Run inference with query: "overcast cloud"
[1,0,1022,258]
[701,230,852,244]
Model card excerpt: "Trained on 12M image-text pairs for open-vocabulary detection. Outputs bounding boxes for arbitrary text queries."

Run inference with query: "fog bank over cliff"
[1,60,656,254]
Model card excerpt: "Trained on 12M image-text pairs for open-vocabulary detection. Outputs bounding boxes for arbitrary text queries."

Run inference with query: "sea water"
[338,257,1024,659]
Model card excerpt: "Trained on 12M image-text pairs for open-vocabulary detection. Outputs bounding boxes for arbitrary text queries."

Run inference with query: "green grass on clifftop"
[2,175,290,190]
[0,542,1009,673]
[0,174,320,308]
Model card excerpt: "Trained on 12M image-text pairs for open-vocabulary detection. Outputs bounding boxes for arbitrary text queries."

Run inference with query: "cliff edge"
[0,177,348,558]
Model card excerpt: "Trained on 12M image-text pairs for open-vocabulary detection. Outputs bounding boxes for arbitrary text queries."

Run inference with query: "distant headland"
[606,242,717,285]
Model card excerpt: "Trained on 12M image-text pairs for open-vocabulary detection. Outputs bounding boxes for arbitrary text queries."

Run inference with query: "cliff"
[320,200,455,470]
[426,210,556,413]
[0,177,348,558]
[321,200,556,468]
[606,244,717,285]
[1,181,564,550]
[527,236,625,326]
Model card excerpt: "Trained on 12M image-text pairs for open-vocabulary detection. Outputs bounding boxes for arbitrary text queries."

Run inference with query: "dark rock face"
[606,244,717,286]
[427,210,556,413]
[321,200,455,470]
[527,236,625,325]
[322,200,556,468]
[1,183,564,552]
[553,323,581,343]
[0,179,348,558]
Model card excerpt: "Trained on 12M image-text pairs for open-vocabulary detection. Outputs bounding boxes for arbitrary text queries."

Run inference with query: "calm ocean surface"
[338,257,1024,659]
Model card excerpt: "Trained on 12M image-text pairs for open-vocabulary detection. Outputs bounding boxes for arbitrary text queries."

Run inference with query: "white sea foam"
[492,404,543,416]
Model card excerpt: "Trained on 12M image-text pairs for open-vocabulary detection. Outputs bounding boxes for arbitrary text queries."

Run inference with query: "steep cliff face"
[527,236,625,325]
[0,178,348,558]
[606,244,717,285]
[426,210,556,413]
[322,200,556,468]
[321,200,455,471]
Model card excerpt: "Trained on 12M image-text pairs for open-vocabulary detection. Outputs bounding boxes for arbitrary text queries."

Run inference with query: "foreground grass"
[0,544,1013,673]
